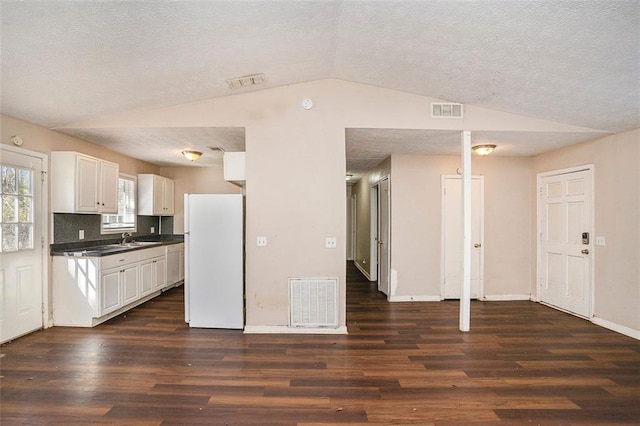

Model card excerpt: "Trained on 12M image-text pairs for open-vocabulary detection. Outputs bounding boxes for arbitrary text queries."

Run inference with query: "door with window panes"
[1,148,44,343]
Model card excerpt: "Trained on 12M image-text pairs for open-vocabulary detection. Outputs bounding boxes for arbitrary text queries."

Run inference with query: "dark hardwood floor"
[2,262,639,425]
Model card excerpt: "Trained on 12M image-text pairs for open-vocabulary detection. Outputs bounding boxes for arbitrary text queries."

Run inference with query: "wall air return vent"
[431,102,464,118]
[289,278,338,328]
[226,73,265,89]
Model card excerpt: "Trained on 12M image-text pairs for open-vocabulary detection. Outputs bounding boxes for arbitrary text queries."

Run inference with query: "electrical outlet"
[257,236,267,247]
[325,237,337,249]
[151,227,155,234]
[79,230,84,240]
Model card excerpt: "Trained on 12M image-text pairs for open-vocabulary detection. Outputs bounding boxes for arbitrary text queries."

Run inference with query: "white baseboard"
[591,316,640,340]
[388,295,441,302]
[244,325,348,335]
[354,261,372,281]
[483,294,532,301]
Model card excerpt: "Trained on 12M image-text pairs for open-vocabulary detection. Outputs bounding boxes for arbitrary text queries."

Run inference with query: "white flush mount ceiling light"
[472,144,496,156]
[182,150,202,161]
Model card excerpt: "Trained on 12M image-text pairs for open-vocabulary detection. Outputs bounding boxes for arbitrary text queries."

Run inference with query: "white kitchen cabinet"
[139,260,154,297]
[138,174,174,216]
[100,268,122,315]
[140,256,166,293]
[52,245,167,327]
[51,151,119,214]
[140,245,166,294]
[154,257,167,290]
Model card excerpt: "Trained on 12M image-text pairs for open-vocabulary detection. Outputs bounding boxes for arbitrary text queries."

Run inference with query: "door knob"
[581,249,589,255]
[474,243,481,248]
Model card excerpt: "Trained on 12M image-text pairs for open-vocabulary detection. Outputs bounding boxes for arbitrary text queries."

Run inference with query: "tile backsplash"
[53,214,174,244]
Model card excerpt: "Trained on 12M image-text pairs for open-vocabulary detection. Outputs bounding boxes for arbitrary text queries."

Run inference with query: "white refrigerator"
[184,193,244,329]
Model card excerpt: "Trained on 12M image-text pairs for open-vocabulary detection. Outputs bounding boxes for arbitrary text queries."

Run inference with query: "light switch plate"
[325,237,337,249]
[79,230,84,240]
[595,236,605,246]
[257,236,267,247]
[151,227,155,234]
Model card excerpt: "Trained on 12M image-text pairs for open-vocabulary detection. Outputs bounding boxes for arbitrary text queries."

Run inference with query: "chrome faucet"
[121,232,133,244]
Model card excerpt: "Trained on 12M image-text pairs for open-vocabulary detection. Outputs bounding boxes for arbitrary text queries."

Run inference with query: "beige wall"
[532,129,640,333]
[47,79,611,330]
[356,154,532,299]
[159,165,242,234]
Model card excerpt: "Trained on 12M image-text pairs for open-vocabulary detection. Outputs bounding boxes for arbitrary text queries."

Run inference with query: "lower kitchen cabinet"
[100,267,122,315]
[140,255,166,295]
[52,244,175,327]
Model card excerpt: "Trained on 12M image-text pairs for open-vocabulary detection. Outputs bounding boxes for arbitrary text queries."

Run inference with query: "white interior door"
[369,186,378,281]
[443,176,483,299]
[1,147,45,343]
[538,167,592,318]
[378,177,390,296]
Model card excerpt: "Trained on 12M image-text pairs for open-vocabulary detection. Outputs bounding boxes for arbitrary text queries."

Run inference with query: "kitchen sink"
[117,241,162,247]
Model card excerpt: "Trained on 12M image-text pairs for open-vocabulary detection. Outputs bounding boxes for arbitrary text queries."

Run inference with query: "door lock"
[581,249,589,255]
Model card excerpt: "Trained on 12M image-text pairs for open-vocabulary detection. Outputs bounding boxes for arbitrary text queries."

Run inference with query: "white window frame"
[101,173,137,234]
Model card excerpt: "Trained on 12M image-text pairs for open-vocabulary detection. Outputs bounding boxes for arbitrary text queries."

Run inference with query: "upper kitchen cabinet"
[138,174,174,216]
[51,152,119,214]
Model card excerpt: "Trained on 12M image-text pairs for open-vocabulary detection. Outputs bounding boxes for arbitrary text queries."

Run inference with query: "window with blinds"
[101,174,137,233]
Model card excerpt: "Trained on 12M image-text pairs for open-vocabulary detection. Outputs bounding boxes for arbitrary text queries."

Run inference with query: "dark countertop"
[51,234,184,257]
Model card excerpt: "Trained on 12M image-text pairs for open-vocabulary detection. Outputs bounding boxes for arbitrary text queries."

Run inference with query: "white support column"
[460,131,472,332]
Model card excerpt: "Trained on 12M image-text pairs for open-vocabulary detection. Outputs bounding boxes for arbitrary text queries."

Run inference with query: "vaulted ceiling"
[2,1,638,169]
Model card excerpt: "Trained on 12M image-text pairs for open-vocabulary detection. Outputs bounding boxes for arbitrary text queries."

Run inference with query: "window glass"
[0,165,34,252]
[101,174,137,233]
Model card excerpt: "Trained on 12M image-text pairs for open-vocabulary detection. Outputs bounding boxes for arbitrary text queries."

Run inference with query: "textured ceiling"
[60,127,245,167]
[1,1,638,169]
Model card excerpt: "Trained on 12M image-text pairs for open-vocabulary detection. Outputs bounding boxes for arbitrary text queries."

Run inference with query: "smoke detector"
[431,102,463,118]
[226,73,265,89]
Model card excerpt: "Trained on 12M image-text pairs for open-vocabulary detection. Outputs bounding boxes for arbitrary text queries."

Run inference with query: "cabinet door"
[163,178,175,215]
[100,269,121,315]
[76,155,100,212]
[121,264,139,305]
[154,258,166,290]
[153,175,164,215]
[139,260,154,297]
[100,161,119,213]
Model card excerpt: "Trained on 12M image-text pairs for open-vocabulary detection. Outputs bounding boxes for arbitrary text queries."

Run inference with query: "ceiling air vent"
[226,73,265,89]
[431,102,463,119]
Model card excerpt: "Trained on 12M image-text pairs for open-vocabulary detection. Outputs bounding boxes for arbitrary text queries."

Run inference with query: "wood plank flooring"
[1,262,639,424]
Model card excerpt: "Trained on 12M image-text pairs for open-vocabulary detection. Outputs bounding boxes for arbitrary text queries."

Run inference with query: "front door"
[1,147,45,343]
[538,167,593,318]
[378,177,390,296]
[442,176,483,299]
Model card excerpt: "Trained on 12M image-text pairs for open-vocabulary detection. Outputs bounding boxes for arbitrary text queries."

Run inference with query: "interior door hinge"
[41,303,45,314]
[41,237,45,249]
[40,170,47,183]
